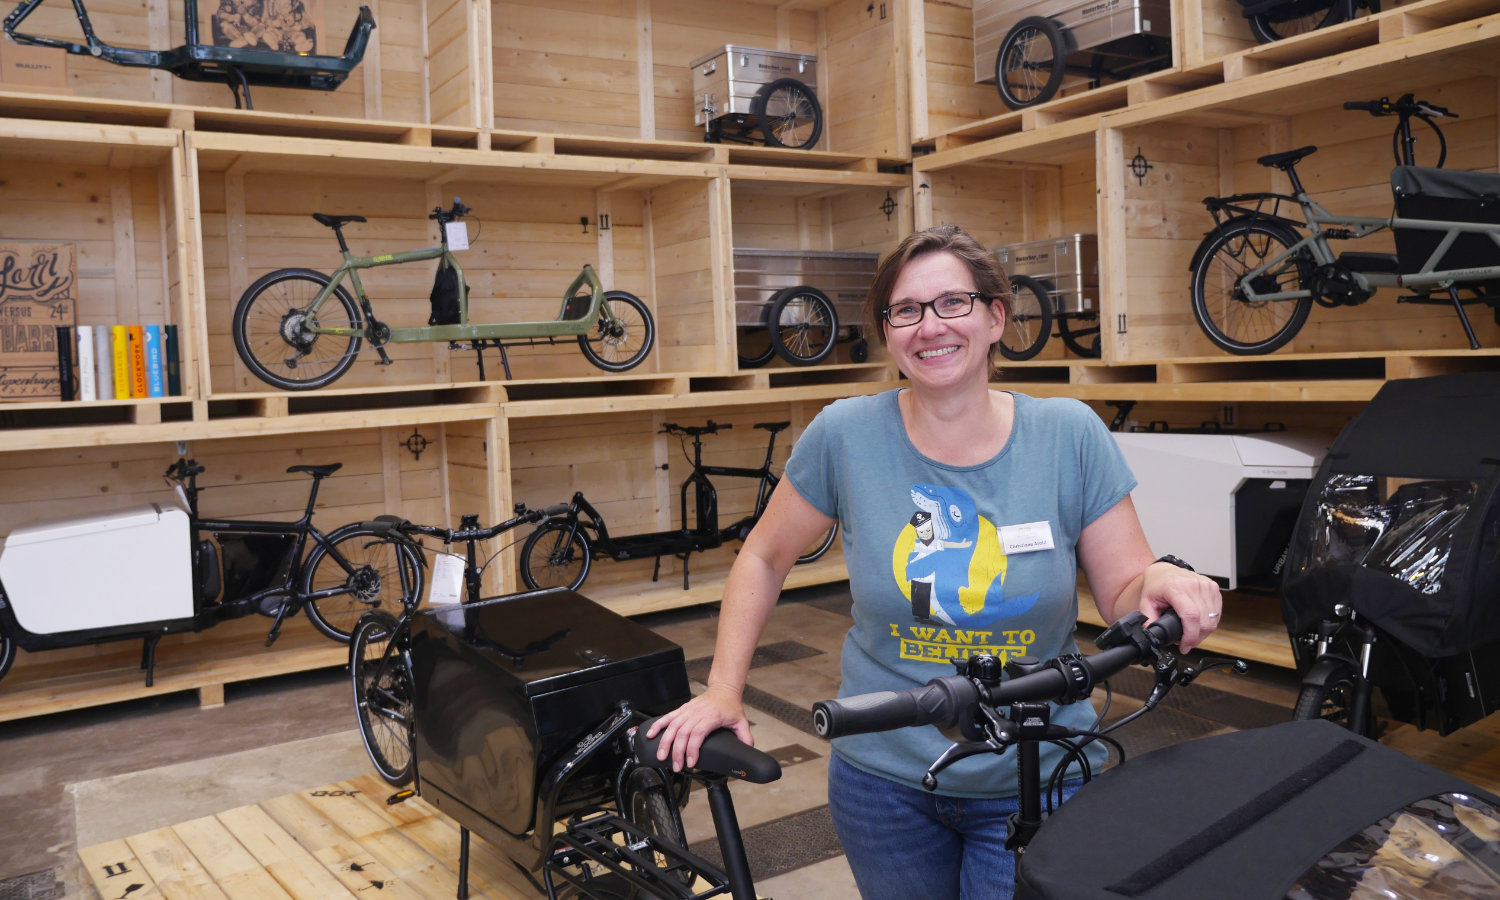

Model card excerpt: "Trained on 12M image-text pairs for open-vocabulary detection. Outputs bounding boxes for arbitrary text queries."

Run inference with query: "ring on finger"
[1207,612,1221,620]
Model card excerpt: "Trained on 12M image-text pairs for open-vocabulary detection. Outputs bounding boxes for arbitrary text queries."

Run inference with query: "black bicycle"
[519,420,839,592]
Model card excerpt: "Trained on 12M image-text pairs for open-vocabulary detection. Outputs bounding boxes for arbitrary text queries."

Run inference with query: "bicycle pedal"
[386,788,416,805]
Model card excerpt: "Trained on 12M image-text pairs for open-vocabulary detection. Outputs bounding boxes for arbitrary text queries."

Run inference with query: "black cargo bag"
[1280,372,1500,731]
[429,261,461,326]
[1390,165,1500,274]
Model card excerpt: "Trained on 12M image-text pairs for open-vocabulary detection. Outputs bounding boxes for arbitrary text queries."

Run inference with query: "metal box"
[692,45,818,126]
[971,0,1172,83]
[410,588,690,844]
[732,247,877,327]
[994,234,1098,315]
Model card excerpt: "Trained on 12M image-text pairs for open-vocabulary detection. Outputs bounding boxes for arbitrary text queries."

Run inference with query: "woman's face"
[882,251,1004,394]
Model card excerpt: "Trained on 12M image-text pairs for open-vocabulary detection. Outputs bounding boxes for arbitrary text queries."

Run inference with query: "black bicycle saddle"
[632,717,782,784]
[287,463,342,477]
[1257,145,1318,170]
[312,213,368,228]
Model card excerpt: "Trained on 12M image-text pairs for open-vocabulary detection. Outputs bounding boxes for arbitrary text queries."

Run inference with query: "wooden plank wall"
[20,0,431,121]
[823,0,904,159]
[0,428,446,685]
[920,0,1008,141]
[1112,76,1500,362]
[650,178,717,373]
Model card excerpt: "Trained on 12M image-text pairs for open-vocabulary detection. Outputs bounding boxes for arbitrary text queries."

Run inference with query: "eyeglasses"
[882,292,984,327]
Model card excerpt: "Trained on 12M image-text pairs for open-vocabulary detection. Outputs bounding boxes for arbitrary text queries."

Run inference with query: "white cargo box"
[0,504,194,635]
[1114,432,1332,589]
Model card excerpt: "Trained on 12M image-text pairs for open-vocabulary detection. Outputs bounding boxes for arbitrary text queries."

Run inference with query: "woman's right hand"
[643,684,751,772]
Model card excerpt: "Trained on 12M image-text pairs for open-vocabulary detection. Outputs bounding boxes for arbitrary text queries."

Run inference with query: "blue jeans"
[828,754,1079,900]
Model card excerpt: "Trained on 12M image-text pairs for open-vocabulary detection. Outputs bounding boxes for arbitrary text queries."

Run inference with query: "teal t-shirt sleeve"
[1075,402,1137,527]
[785,407,838,518]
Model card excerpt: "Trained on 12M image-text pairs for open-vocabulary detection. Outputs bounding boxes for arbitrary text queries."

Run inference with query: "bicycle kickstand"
[140,633,163,687]
[263,602,293,647]
[1448,284,1482,349]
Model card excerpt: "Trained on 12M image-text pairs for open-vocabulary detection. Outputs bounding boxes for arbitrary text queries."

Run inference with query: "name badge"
[1000,521,1055,554]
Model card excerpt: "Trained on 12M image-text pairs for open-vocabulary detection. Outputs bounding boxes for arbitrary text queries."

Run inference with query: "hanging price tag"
[428,553,465,605]
[445,221,469,251]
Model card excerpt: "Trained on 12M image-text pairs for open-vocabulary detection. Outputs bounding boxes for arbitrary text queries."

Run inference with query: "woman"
[647,225,1221,898]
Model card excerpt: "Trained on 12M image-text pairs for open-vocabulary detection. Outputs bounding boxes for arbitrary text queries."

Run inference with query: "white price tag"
[444,220,469,251]
[1000,521,1055,555]
[428,553,465,606]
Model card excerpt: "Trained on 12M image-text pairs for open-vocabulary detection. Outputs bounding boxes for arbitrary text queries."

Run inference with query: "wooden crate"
[1100,72,1500,364]
[727,175,910,369]
[0,419,501,720]
[490,0,905,159]
[190,132,722,395]
[1,0,482,126]
[501,398,845,613]
[0,119,195,406]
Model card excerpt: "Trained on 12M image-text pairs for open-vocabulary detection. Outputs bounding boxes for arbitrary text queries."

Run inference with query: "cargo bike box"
[994,233,1102,358]
[733,246,877,367]
[408,588,691,855]
[692,45,823,150]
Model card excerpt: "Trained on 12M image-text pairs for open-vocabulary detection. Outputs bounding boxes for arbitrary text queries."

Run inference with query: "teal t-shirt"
[786,389,1136,797]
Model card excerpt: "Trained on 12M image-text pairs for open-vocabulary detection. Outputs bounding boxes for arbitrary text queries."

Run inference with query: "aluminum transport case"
[410,588,690,848]
[733,247,876,327]
[994,234,1098,316]
[692,45,817,126]
[0,504,193,633]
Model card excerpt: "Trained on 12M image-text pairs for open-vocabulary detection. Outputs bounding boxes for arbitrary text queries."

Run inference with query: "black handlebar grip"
[542,503,571,517]
[812,676,977,739]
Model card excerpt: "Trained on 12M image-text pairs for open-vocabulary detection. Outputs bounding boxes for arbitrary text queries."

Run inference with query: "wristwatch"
[1154,554,1195,572]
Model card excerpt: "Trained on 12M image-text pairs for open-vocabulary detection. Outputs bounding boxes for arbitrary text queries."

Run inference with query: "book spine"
[127,325,147,399]
[111,325,130,399]
[77,325,96,401]
[95,325,115,400]
[144,324,165,398]
[164,324,181,397]
[56,325,75,401]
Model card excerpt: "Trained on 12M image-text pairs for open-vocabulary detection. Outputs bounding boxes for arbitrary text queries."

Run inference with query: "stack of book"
[56,324,183,401]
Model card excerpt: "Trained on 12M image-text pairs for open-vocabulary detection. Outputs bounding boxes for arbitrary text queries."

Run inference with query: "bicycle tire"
[1248,0,1347,42]
[752,77,824,150]
[519,521,592,591]
[351,610,415,786]
[232,268,363,391]
[1292,660,1370,737]
[995,16,1067,109]
[796,521,840,565]
[622,767,694,887]
[1189,218,1314,355]
[768,286,838,366]
[0,624,15,686]
[737,326,776,369]
[1057,312,1102,358]
[998,274,1054,361]
[579,291,656,373]
[303,524,425,643]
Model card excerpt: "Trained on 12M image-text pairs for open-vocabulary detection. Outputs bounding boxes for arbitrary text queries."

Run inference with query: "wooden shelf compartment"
[0,117,197,406]
[491,0,907,161]
[726,173,911,373]
[188,131,727,396]
[1095,70,1500,366]
[0,0,484,127]
[493,128,910,173]
[498,399,846,601]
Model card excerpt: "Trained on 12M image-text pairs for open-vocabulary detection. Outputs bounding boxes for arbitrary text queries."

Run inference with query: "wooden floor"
[79,773,546,900]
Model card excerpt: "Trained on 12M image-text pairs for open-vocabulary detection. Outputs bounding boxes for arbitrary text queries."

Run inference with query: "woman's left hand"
[1138,561,1223,652]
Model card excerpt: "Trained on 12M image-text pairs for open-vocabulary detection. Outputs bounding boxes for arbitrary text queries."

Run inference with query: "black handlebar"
[165,457,205,480]
[430,197,471,222]
[1344,94,1455,119]
[811,611,1184,740]
[398,502,569,543]
[661,421,731,436]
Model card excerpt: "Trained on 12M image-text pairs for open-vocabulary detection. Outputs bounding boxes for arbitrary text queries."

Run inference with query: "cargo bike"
[994,234,1102,359]
[351,512,783,900]
[973,0,1173,110]
[693,45,824,150]
[733,247,876,368]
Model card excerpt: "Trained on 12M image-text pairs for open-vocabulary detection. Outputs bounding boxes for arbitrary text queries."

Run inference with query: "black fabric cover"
[1390,165,1500,274]
[1280,372,1500,659]
[428,262,461,326]
[1013,719,1496,900]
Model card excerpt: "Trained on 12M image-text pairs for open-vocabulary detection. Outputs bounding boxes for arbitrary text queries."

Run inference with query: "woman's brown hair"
[863,225,1012,347]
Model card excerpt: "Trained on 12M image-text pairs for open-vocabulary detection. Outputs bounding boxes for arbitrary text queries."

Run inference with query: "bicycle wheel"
[1293,660,1371,737]
[768,286,838,366]
[0,625,15,686]
[752,77,823,150]
[351,611,415,786]
[796,521,839,565]
[579,291,655,373]
[1190,218,1314,354]
[622,767,694,888]
[998,274,1053,361]
[519,521,591,591]
[737,326,776,369]
[233,268,363,390]
[1248,0,1348,43]
[995,17,1067,109]
[303,525,425,642]
[1057,312,1102,358]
